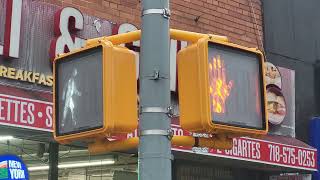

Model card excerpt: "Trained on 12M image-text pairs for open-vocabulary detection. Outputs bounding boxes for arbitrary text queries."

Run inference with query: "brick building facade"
[42,0,263,48]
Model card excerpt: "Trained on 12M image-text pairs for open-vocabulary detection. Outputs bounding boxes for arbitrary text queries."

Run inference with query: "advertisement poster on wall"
[265,62,295,137]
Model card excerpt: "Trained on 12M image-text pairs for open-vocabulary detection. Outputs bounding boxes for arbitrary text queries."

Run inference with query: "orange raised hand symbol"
[209,55,233,113]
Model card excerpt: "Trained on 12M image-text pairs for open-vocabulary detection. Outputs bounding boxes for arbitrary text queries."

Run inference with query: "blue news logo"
[0,155,29,180]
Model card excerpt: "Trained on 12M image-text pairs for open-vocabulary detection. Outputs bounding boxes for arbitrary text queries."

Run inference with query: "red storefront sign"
[171,125,317,171]
[122,124,318,171]
[0,93,52,132]
[174,137,317,171]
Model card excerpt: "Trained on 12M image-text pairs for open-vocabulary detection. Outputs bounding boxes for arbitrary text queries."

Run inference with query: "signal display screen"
[208,42,266,130]
[55,46,103,136]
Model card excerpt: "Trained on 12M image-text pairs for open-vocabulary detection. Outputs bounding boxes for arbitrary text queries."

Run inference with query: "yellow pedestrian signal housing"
[53,40,137,144]
[177,37,268,136]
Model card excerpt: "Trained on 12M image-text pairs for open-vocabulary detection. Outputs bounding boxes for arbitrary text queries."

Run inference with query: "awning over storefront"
[110,122,317,172]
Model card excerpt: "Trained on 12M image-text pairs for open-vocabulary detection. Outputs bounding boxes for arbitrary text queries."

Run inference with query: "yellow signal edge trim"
[200,37,268,136]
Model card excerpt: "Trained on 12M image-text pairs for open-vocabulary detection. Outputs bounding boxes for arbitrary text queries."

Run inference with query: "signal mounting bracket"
[142,8,171,19]
[139,129,173,140]
[139,106,177,118]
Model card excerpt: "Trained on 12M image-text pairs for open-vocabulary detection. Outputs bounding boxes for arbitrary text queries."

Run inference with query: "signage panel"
[266,64,295,137]
[0,154,29,180]
[0,0,113,91]
[116,123,317,171]
[0,93,52,132]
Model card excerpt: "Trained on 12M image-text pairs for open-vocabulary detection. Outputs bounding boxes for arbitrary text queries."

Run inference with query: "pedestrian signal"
[177,37,268,136]
[53,40,137,143]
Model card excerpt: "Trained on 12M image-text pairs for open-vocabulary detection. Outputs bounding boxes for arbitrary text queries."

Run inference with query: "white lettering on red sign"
[224,138,261,159]
[198,137,316,170]
[268,144,316,168]
[0,94,52,131]
[112,124,317,170]
[113,124,318,171]
[0,0,22,58]
[49,7,86,61]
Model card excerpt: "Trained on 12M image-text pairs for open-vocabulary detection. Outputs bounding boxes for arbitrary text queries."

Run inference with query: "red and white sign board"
[174,137,317,171]
[114,124,317,171]
[172,127,317,171]
[0,93,52,132]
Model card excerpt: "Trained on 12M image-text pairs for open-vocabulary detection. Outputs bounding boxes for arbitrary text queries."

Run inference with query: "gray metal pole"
[48,142,59,180]
[139,0,171,179]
